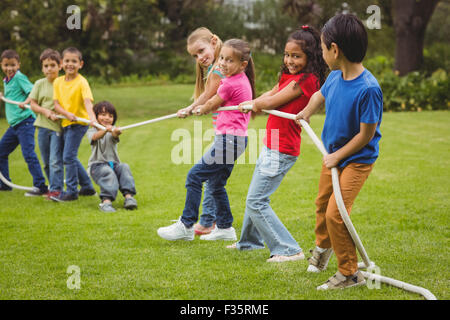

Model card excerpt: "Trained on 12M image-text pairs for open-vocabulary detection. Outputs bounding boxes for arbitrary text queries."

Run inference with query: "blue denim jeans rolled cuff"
[181,135,247,229]
[38,127,64,192]
[62,124,94,195]
[0,116,47,191]
[199,180,216,228]
[237,146,302,256]
[90,162,136,201]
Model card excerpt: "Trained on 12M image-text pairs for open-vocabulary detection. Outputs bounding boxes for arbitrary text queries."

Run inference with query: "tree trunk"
[393,0,439,75]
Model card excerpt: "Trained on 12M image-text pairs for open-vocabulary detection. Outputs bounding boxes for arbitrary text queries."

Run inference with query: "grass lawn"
[0,84,448,300]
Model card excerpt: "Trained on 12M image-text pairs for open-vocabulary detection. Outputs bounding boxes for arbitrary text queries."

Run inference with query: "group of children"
[159,13,383,291]
[1,13,383,291]
[0,47,137,212]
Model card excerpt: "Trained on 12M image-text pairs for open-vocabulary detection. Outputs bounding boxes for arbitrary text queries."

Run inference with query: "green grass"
[0,84,449,300]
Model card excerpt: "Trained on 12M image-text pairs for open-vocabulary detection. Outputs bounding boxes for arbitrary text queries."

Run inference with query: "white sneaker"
[157,218,194,241]
[200,226,237,241]
[266,252,305,263]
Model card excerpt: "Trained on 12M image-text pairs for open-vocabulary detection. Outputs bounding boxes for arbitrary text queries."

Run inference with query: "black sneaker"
[50,192,79,202]
[78,188,96,196]
[24,186,49,197]
[0,186,13,192]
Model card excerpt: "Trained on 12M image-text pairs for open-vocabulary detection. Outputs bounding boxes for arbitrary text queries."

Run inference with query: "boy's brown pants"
[314,162,373,276]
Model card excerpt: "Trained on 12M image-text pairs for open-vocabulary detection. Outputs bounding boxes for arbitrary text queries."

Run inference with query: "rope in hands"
[0,93,437,299]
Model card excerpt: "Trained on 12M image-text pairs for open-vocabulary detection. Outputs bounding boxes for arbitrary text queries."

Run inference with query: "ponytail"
[223,39,256,99]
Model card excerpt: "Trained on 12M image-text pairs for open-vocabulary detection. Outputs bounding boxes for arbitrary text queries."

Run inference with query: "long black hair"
[281,25,328,87]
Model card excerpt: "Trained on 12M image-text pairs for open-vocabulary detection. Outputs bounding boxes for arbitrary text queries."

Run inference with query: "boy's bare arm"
[54,100,76,121]
[90,129,108,141]
[323,122,378,168]
[295,91,325,123]
[111,127,122,138]
[18,97,31,109]
[84,98,97,123]
[29,99,53,119]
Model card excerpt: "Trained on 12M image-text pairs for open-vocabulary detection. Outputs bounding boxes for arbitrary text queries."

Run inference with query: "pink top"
[216,72,252,136]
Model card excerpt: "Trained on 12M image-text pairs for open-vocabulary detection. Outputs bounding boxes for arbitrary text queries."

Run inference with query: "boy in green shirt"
[0,49,48,195]
[27,49,64,199]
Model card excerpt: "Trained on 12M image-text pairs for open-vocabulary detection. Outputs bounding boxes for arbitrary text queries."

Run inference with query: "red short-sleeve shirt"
[264,72,320,156]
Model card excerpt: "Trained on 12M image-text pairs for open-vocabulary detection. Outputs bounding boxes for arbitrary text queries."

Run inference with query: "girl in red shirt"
[231,26,327,262]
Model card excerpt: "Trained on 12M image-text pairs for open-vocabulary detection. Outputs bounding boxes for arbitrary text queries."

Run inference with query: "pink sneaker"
[45,191,61,201]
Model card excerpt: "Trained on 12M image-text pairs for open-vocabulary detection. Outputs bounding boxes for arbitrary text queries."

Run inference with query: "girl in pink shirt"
[157,39,255,242]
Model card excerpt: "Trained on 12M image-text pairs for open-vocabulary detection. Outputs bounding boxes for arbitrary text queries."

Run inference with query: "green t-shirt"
[29,78,62,132]
[3,70,35,126]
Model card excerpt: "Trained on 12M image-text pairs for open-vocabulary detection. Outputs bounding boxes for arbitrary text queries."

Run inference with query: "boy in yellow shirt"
[51,47,97,202]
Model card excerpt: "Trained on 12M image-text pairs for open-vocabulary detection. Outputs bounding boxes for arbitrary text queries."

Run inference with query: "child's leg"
[0,126,19,189]
[48,131,64,192]
[314,164,335,249]
[77,159,94,191]
[114,163,136,197]
[239,146,300,256]
[208,135,248,229]
[16,118,47,191]
[198,180,216,228]
[236,208,265,250]
[37,128,51,185]
[325,163,373,276]
[90,163,119,201]
[62,125,89,195]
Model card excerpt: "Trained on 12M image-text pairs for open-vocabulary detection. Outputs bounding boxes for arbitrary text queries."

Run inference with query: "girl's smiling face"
[188,39,216,68]
[218,46,247,77]
[283,41,308,74]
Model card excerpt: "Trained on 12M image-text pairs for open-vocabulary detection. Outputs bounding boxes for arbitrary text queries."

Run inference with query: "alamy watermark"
[366,265,382,290]
[66,5,81,30]
[366,5,382,30]
[67,265,81,290]
[170,120,280,166]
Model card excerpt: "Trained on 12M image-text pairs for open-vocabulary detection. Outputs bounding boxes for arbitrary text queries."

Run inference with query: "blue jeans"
[181,135,247,229]
[237,146,302,256]
[62,124,94,195]
[0,116,47,191]
[199,180,216,227]
[90,162,136,201]
[38,127,64,192]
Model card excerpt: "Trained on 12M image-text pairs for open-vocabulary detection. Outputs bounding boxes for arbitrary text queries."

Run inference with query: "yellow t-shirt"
[53,74,94,127]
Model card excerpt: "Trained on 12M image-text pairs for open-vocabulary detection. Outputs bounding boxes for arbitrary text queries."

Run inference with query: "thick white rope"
[207,104,437,300]
[0,93,106,191]
[0,95,438,299]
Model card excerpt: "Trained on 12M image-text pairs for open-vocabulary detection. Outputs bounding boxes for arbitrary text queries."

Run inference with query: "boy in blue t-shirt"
[0,49,48,195]
[296,14,383,290]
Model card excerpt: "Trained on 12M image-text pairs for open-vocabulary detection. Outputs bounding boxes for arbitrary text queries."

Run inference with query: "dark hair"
[223,39,256,99]
[93,101,117,125]
[321,13,368,63]
[40,48,61,65]
[1,49,20,62]
[282,25,328,87]
[62,47,83,61]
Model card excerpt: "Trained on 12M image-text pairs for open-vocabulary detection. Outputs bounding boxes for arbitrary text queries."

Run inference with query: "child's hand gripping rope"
[0,92,107,131]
